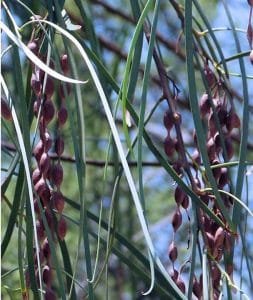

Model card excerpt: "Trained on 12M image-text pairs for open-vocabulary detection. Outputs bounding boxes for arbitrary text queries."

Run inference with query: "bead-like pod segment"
[164,135,175,157]
[172,208,182,232]
[57,105,68,126]
[42,99,55,124]
[57,216,67,240]
[168,241,178,263]
[55,136,64,156]
[52,191,65,213]
[51,163,63,187]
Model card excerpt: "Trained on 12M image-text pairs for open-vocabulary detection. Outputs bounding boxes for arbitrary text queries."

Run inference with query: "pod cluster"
[28,39,70,299]
[164,65,240,298]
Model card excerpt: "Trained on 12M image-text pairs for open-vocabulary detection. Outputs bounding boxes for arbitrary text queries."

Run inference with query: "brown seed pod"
[45,288,57,300]
[1,98,12,121]
[39,152,50,175]
[52,191,65,213]
[181,195,189,209]
[36,219,45,241]
[163,110,174,130]
[176,277,186,293]
[60,54,69,74]
[34,178,47,197]
[43,265,52,286]
[57,216,67,240]
[57,105,68,126]
[193,277,202,299]
[164,135,175,157]
[42,99,55,124]
[226,109,241,132]
[42,238,51,259]
[32,168,41,185]
[34,140,44,162]
[168,241,178,263]
[200,93,210,118]
[51,163,63,187]
[172,208,182,232]
[55,136,64,156]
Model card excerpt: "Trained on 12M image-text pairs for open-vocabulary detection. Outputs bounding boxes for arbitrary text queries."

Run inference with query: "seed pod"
[1,98,12,121]
[172,162,183,175]
[250,50,253,65]
[214,227,225,248]
[174,186,185,205]
[164,135,175,157]
[51,163,63,187]
[168,242,178,263]
[58,216,67,240]
[45,288,57,300]
[40,185,51,207]
[181,195,189,209]
[200,93,210,118]
[52,191,65,213]
[34,140,44,162]
[27,40,39,55]
[32,168,41,185]
[42,99,55,124]
[193,277,202,299]
[247,22,253,47]
[226,109,241,132]
[34,178,47,197]
[170,269,179,281]
[31,73,41,96]
[163,110,174,130]
[176,277,186,293]
[201,194,210,205]
[43,131,52,152]
[211,160,221,181]
[43,265,52,286]
[224,137,234,160]
[60,54,69,74]
[44,77,54,98]
[36,220,45,241]
[206,232,214,252]
[208,112,217,137]
[172,208,182,232]
[58,105,68,126]
[39,152,50,175]
[224,231,232,252]
[219,168,228,188]
[55,136,64,156]
[33,98,41,117]
[217,107,227,126]
[42,238,50,259]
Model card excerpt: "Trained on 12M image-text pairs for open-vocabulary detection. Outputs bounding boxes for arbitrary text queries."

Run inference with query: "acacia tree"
[1,0,253,299]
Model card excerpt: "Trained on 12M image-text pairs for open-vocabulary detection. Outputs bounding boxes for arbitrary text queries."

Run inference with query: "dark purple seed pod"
[164,135,175,157]
[34,178,47,197]
[34,140,44,162]
[181,195,189,209]
[36,219,45,241]
[163,110,174,130]
[174,186,185,205]
[224,137,234,160]
[172,208,182,232]
[57,216,67,240]
[170,269,179,281]
[219,168,229,188]
[208,112,217,137]
[60,54,69,74]
[34,199,40,215]
[214,227,225,248]
[43,131,52,152]
[55,136,64,156]
[42,238,51,259]
[27,40,39,55]
[58,105,68,126]
[226,109,241,132]
[172,162,183,176]
[39,152,50,175]
[247,22,253,47]
[45,288,57,300]
[43,265,52,286]
[176,277,186,293]
[1,99,12,121]
[42,99,55,124]
[51,163,63,187]
[40,185,51,207]
[44,77,54,99]
[31,73,41,96]
[52,191,65,213]
[168,241,178,263]
[32,168,41,185]
[200,93,210,118]
[193,277,202,299]
[217,107,227,126]
[250,50,253,64]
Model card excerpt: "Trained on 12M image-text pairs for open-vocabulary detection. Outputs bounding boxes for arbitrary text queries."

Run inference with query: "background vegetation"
[1,0,253,299]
